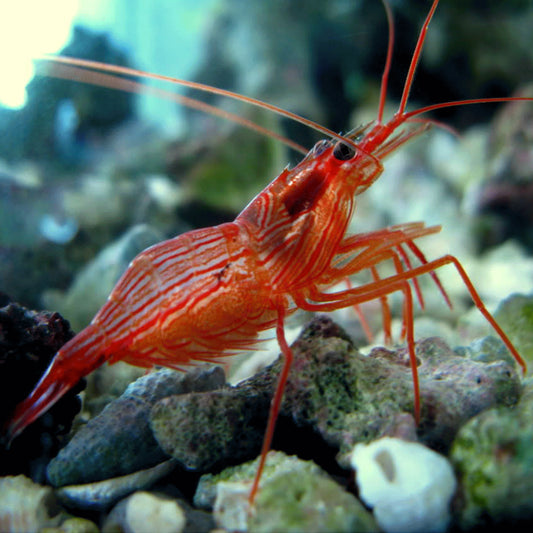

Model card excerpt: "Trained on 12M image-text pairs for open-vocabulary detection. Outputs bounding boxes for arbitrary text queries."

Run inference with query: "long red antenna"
[37,59,307,155]
[39,0,533,155]
[38,55,359,154]
[377,0,395,124]
[397,0,440,116]
[404,96,533,120]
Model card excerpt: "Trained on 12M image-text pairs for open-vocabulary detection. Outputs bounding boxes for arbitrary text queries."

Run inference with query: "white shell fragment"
[351,437,456,533]
[125,492,186,533]
[0,475,60,532]
[213,481,252,532]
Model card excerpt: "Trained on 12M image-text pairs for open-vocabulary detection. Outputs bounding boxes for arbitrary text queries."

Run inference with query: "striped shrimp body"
[5,136,408,439]
[5,0,530,505]
[6,222,280,437]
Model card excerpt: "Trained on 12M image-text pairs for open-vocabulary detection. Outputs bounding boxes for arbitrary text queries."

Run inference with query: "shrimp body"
[5,0,530,505]
[5,139,380,436]
[95,223,278,366]
[5,121,431,440]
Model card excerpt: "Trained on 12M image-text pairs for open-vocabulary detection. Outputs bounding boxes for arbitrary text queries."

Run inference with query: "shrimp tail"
[4,322,107,444]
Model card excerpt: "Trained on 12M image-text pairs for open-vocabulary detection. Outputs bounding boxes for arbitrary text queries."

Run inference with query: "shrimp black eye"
[333,141,356,161]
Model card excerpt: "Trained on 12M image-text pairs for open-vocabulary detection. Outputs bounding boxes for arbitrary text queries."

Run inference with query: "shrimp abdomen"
[91,222,276,367]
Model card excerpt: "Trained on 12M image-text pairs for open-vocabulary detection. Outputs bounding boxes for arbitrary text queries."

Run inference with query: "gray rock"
[55,459,177,511]
[47,366,225,486]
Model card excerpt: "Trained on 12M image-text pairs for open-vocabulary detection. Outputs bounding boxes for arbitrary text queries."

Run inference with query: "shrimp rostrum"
[4,0,528,503]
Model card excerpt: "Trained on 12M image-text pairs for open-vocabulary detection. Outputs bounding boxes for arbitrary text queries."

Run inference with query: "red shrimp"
[4,0,529,504]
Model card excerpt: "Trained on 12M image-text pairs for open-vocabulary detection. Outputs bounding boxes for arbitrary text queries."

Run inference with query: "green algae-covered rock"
[150,316,521,478]
[151,387,271,471]
[194,450,305,509]
[494,292,533,373]
[277,319,521,466]
[450,379,533,528]
[197,451,377,533]
[248,466,376,533]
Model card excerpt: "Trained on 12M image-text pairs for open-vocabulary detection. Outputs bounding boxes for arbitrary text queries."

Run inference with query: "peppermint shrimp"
[4,0,529,505]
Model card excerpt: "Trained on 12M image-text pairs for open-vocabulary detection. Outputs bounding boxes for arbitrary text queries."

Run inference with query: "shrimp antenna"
[37,55,365,155]
[36,58,306,155]
[391,0,533,122]
[404,95,533,120]
[377,0,395,124]
[397,0,440,116]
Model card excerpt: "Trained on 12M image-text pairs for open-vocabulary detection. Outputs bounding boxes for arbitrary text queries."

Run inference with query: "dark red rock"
[0,299,82,482]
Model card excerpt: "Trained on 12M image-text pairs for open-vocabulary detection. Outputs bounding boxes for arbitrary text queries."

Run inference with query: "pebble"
[47,366,225,487]
[207,451,377,533]
[103,491,186,533]
[351,437,456,533]
[0,475,61,531]
[55,459,177,511]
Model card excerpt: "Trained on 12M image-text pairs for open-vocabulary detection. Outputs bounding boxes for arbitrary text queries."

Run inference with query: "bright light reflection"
[0,1,79,108]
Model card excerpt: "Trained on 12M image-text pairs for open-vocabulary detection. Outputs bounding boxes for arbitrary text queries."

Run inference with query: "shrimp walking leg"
[305,253,526,372]
[326,223,450,343]
[249,303,293,504]
[295,254,526,421]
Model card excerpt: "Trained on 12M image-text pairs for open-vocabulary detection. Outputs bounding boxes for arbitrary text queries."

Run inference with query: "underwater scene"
[1,0,533,531]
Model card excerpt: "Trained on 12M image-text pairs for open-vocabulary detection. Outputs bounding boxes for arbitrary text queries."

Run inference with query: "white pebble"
[214,481,252,532]
[351,437,456,533]
[125,491,185,533]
